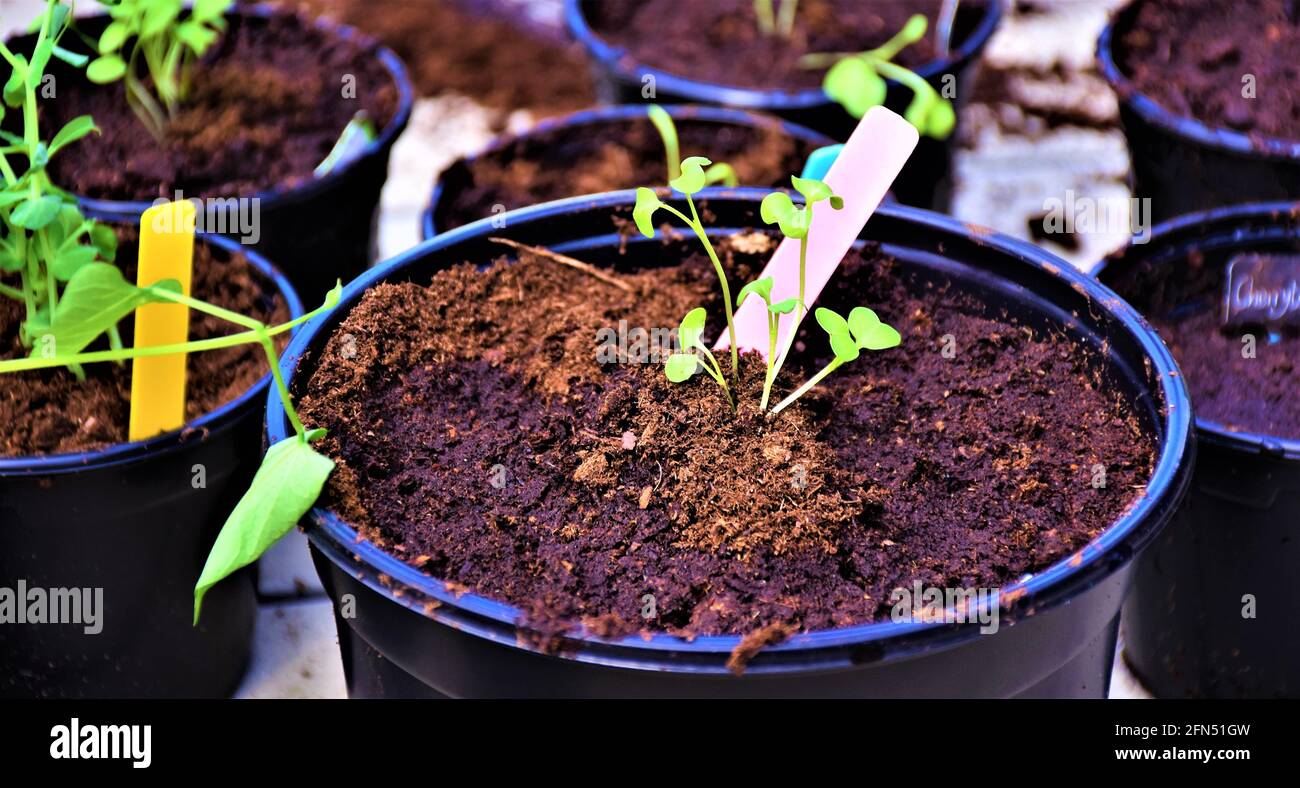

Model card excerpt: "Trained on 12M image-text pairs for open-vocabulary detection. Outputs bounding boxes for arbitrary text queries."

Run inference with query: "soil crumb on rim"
[298,233,1156,668]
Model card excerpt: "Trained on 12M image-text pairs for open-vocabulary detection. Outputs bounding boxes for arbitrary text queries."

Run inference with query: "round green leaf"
[99,21,130,54]
[791,176,834,205]
[669,156,712,195]
[829,332,860,363]
[824,56,886,119]
[678,307,707,349]
[704,162,738,187]
[769,297,799,315]
[664,353,699,383]
[815,307,852,342]
[760,191,796,225]
[86,55,127,84]
[848,306,902,349]
[926,98,956,139]
[737,277,773,308]
[632,187,663,237]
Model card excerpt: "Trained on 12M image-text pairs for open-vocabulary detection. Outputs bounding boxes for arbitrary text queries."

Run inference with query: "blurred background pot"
[1097,202,1300,698]
[564,0,1003,210]
[423,104,834,236]
[1098,1,1300,225]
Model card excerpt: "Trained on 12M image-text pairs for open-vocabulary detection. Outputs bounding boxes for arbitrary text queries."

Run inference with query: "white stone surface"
[235,598,347,699]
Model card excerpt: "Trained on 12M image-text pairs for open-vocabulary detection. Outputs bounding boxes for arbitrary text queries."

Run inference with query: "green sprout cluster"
[802,13,956,139]
[754,0,799,38]
[1,1,116,365]
[86,0,233,139]
[634,157,900,416]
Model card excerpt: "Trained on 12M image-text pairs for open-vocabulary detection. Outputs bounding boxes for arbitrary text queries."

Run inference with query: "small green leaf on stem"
[669,156,712,195]
[193,435,335,624]
[770,297,799,314]
[704,162,739,188]
[86,54,127,83]
[737,276,774,308]
[824,56,886,118]
[760,190,808,239]
[36,262,178,358]
[679,306,707,349]
[847,305,901,349]
[633,187,664,237]
[664,352,699,382]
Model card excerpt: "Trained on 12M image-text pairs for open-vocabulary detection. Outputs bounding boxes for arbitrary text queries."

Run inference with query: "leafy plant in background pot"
[802,14,956,139]
[565,0,1002,208]
[1,0,413,303]
[84,0,232,139]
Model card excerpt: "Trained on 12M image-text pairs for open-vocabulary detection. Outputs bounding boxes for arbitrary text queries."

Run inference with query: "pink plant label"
[718,106,920,355]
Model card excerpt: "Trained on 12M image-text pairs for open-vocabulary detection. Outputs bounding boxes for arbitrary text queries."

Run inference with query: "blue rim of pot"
[0,231,305,476]
[1095,200,1300,462]
[1097,2,1300,162]
[52,4,416,218]
[270,189,1193,672]
[564,0,1004,112]
[422,103,836,238]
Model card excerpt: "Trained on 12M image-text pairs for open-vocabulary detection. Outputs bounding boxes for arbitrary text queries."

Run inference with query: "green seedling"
[634,156,741,375]
[638,164,900,414]
[646,105,736,186]
[756,176,841,409]
[754,0,799,38]
[801,14,956,139]
[85,0,233,140]
[1,1,117,367]
[769,305,901,415]
[665,306,733,409]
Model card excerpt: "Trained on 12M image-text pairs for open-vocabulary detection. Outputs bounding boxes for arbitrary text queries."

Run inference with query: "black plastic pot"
[0,232,305,699]
[271,190,1193,698]
[1098,2,1300,224]
[1096,202,1300,698]
[3,6,414,303]
[564,0,1002,210]
[422,104,835,237]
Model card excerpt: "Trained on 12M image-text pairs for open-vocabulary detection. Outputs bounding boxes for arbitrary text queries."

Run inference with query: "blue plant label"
[1222,253,1300,330]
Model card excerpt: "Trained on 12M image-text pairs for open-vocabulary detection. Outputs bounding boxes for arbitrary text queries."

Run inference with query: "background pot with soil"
[1098,0,1300,224]
[1097,202,1300,698]
[3,4,414,302]
[423,104,834,236]
[565,0,1002,210]
[0,224,304,699]
[270,189,1192,698]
